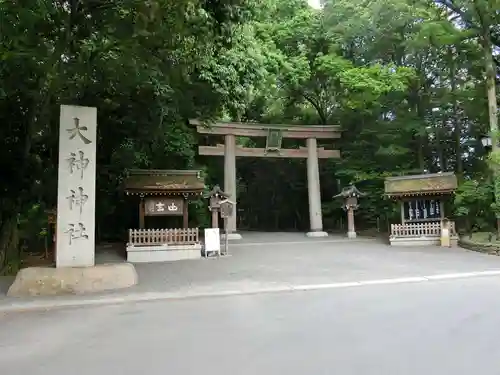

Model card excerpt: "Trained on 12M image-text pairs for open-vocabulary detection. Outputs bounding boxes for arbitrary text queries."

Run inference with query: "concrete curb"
[2,270,500,313]
[229,238,376,247]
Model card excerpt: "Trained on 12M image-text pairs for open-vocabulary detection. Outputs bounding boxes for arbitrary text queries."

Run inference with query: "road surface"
[2,276,500,374]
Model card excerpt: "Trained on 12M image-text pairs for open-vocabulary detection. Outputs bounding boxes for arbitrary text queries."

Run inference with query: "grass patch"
[463,232,500,245]
[459,232,500,255]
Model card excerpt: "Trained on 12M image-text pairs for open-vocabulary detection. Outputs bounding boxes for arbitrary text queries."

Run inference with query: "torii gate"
[190,120,341,239]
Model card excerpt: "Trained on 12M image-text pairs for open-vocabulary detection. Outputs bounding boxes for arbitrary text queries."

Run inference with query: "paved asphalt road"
[2,276,500,375]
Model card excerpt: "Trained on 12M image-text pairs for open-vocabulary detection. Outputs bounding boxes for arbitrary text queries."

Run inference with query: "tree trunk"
[414,57,427,171]
[0,214,20,274]
[482,29,500,234]
[436,115,446,171]
[416,96,426,171]
[449,47,463,176]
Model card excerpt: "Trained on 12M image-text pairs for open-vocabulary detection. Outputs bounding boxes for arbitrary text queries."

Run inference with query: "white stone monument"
[56,105,97,267]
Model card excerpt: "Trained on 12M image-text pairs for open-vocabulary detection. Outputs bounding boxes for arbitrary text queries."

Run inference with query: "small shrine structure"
[124,169,204,262]
[385,172,458,246]
[334,184,365,239]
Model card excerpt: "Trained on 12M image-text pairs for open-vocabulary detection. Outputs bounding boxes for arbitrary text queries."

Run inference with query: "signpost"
[220,199,235,256]
[204,227,221,257]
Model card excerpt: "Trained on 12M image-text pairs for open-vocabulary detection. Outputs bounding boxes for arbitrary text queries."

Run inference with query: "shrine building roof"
[124,169,205,196]
[384,172,457,198]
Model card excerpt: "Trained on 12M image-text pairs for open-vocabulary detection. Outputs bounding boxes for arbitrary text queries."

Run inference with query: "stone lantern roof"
[203,185,231,199]
[334,184,365,199]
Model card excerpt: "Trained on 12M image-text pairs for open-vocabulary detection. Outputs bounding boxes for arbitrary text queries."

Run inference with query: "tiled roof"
[385,172,457,197]
[124,169,205,196]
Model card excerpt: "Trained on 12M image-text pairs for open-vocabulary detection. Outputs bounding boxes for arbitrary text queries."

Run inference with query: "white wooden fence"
[390,222,456,238]
[128,228,199,246]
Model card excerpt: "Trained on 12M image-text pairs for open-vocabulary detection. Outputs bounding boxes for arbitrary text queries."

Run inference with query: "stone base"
[126,244,202,263]
[390,236,458,247]
[220,233,242,240]
[347,231,357,239]
[7,263,138,297]
[306,231,328,238]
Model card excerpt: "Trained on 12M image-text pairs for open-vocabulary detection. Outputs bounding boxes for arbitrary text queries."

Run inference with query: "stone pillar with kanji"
[56,105,97,267]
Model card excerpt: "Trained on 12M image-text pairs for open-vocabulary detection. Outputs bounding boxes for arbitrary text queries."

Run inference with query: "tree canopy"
[1,0,499,272]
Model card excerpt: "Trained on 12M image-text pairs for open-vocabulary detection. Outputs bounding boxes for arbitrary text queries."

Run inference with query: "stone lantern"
[204,185,230,228]
[334,184,365,239]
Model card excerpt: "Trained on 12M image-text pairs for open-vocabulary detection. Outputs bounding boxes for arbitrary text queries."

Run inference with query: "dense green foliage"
[0,0,499,271]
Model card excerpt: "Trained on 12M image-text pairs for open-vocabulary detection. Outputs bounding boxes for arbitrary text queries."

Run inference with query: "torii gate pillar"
[223,134,241,239]
[306,138,327,237]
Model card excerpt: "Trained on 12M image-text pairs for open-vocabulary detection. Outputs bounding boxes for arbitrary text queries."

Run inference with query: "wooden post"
[139,198,145,229]
[52,222,57,264]
[212,210,219,228]
[347,208,354,232]
[441,218,451,247]
[347,207,356,238]
[183,198,189,228]
[400,200,405,223]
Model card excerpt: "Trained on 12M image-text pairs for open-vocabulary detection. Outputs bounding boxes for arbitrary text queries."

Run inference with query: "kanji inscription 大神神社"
[67,117,92,145]
[66,187,89,216]
[67,150,90,179]
[56,105,97,267]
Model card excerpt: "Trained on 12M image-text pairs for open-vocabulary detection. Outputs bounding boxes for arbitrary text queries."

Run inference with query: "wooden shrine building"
[385,172,458,246]
[124,169,204,262]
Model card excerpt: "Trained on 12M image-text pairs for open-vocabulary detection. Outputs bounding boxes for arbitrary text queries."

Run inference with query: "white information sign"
[56,105,97,267]
[204,228,221,254]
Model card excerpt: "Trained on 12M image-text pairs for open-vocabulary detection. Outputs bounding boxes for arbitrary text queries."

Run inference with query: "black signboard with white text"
[144,197,184,216]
